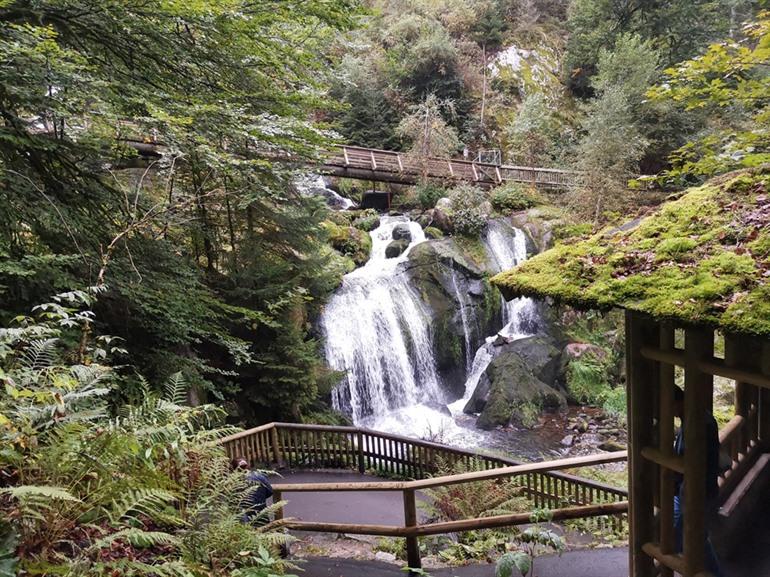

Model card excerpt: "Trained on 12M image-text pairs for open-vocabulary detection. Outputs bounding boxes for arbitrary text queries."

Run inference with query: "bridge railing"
[323,145,580,189]
[220,422,629,568]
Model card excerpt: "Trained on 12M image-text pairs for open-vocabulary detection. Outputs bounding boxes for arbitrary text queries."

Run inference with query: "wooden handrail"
[272,451,628,493]
[281,501,629,538]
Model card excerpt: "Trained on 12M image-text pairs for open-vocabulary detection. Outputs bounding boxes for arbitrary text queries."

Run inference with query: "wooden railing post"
[403,488,421,573]
[273,489,283,521]
[271,425,283,468]
[357,430,366,474]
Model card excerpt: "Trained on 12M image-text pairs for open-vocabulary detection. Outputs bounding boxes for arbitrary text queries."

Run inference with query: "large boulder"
[465,335,567,430]
[405,240,503,396]
[385,239,409,258]
[432,208,453,234]
[392,223,412,242]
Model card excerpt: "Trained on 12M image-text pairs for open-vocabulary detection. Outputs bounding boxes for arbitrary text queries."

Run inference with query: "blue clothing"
[241,471,273,524]
[673,413,725,577]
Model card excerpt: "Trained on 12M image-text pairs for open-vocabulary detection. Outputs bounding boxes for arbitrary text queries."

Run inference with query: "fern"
[163,372,188,406]
[91,528,180,550]
[1,485,80,502]
[107,488,179,525]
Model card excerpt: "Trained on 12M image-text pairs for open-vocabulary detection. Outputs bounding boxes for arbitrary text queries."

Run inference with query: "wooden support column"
[403,489,421,573]
[683,327,714,576]
[658,324,676,577]
[626,311,659,577]
[726,335,751,455]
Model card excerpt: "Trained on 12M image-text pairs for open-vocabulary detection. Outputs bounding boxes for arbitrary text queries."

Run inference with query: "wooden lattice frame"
[626,311,770,577]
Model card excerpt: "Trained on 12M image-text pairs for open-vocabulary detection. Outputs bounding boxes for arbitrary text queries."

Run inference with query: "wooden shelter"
[492,167,770,577]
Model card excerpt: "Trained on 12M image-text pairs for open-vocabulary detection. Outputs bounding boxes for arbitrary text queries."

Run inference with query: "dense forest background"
[1,0,767,427]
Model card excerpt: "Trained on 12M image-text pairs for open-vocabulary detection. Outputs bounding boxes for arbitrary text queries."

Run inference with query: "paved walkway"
[300,549,629,577]
[271,471,770,576]
[272,472,629,576]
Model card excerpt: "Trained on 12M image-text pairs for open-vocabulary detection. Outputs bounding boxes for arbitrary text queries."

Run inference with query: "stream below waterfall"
[321,214,568,460]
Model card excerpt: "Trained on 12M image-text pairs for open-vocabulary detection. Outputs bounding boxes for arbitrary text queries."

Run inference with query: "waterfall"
[322,216,446,429]
[294,174,357,210]
[448,221,538,414]
[484,221,538,338]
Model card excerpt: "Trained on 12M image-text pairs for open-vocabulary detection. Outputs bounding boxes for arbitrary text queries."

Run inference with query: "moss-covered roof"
[491,168,770,337]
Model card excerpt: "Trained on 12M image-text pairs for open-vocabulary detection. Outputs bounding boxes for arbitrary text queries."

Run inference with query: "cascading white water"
[295,174,357,210]
[322,216,446,429]
[485,221,537,337]
[448,221,538,414]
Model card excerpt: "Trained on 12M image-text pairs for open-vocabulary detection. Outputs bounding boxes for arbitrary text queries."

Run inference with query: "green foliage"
[491,183,539,213]
[0,300,291,576]
[397,94,461,162]
[649,11,770,181]
[506,93,561,167]
[564,0,733,93]
[448,185,487,236]
[0,0,362,423]
[415,183,447,209]
[566,355,612,405]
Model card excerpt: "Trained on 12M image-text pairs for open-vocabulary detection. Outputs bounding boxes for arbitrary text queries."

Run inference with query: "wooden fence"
[220,422,628,570]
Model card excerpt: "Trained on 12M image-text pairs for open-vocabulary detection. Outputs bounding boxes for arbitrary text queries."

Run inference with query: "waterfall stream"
[322,216,445,429]
[447,221,537,415]
[322,216,537,444]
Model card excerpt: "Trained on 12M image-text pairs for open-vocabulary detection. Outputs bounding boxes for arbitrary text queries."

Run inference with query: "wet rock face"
[465,335,568,429]
[391,223,413,242]
[404,240,502,397]
[385,239,409,258]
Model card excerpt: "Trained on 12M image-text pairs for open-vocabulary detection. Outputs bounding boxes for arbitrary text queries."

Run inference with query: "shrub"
[490,183,539,212]
[566,354,612,405]
[415,183,447,209]
[449,185,487,236]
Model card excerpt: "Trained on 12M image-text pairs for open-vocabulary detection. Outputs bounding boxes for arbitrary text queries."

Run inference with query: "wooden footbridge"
[320,146,578,189]
[221,422,628,570]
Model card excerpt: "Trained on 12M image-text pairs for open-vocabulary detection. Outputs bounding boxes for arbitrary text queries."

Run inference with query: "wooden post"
[403,489,421,573]
[357,430,366,474]
[273,489,283,521]
[658,325,676,577]
[683,327,714,576]
[626,311,658,577]
[271,425,283,468]
[760,342,770,448]
[726,335,751,455]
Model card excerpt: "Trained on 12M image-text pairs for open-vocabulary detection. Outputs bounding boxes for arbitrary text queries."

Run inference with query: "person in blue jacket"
[671,385,725,577]
[233,458,273,524]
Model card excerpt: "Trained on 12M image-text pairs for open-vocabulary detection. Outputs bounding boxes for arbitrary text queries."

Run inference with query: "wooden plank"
[683,327,714,576]
[640,346,770,390]
[343,147,350,166]
[627,311,658,577]
[659,325,676,577]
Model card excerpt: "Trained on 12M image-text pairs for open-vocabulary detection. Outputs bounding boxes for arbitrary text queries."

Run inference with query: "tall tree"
[0,0,359,422]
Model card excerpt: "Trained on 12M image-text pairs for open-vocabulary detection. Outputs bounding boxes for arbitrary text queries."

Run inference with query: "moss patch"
[492,168,770,336]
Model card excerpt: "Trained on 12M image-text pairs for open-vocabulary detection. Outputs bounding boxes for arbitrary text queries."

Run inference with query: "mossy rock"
[424,226,444,240]
[322,221,372,266]
[353,209,381,232]
[473,350,567,430]
[385,239,409,258]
